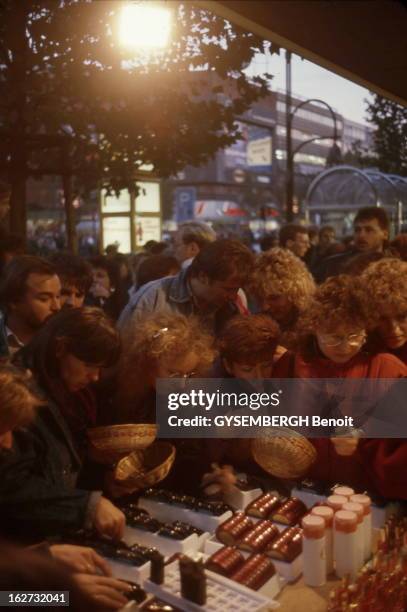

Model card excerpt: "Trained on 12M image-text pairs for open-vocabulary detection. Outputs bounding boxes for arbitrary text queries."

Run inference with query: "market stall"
[71,425,407,611]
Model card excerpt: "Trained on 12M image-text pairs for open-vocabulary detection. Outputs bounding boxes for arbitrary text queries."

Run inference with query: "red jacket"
[306,438,407,500]
[273,350,407,378]
[273,351,407,500]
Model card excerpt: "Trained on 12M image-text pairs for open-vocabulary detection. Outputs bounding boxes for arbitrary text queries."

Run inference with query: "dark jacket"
[313,249,358,283]
[0,309,9,360]
[0,397,93,541]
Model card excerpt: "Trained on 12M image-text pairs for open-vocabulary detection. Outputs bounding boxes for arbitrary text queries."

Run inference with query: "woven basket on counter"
[251,428,317,479]
[114,441,176,491]
[87,423,157,465]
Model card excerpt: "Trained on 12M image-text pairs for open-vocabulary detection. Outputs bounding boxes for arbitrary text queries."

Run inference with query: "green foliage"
[0,0,273,195]
[365,94,407,176]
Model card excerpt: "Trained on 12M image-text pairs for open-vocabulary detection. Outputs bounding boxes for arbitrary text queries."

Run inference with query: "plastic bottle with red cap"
[333,510,359,580]
[327,495,347,512]
[342,501,364,569]
[302,514,326,587]
[350,493,372,561]
[311,505,334,574]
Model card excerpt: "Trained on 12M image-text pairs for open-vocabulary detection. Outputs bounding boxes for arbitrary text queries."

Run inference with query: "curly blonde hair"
[250,248,315,312]
[359,258,407,327]
[116,312,216,411]
[299,274,367,334]
[0,367,41,432]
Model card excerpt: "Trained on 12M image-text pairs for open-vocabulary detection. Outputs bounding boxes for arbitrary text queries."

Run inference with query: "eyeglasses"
[167,371,197,379]
[318,332,366,347]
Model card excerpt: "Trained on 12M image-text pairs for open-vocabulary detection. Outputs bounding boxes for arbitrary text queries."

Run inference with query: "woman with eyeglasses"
[360,258,407,364]
[274,274,407,379]
[273,274,407,500]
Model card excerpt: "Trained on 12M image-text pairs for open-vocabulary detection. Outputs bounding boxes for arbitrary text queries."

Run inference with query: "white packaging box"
[104,556,151,584]
[224,486,263,510]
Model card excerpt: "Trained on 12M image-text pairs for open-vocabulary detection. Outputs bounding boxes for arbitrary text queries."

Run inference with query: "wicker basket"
[87,424,157,465]
[114,441,176,490]
[251,428,317,479]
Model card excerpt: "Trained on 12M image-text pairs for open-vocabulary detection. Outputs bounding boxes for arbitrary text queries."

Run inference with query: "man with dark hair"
[279,224,310,260]
[118,239,254,334]
[0,256,61,357]
[48,253,93,309]
[315,206,390,282]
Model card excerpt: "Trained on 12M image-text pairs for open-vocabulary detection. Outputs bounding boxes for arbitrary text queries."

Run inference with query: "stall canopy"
[199,1,407,106]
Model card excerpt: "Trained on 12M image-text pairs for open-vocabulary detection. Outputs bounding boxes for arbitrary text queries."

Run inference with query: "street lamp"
[119,3,172,49]
[285,52,341,222]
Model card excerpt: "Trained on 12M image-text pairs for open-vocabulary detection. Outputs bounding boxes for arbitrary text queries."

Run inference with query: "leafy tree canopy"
[0,0,274,200]
[365,94,407,176]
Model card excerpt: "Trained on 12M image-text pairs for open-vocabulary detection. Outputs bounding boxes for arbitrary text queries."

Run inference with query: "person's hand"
[49,544,111,576]
[94,497,126,540]
[331,436,359,456]
[201,463,237,496]
[73,573,132,610]
[104,470,139,499]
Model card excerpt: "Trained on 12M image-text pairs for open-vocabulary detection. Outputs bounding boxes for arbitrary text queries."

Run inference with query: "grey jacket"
[117,267,238,334]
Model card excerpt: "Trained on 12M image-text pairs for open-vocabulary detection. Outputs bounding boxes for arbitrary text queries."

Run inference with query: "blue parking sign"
[174,187,196,222]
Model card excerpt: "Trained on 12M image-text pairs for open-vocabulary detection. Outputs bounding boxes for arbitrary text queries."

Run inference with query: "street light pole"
[285,51,294,222]
[285,50,340,223]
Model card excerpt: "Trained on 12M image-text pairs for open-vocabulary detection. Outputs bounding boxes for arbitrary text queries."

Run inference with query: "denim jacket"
[117,267,238,334]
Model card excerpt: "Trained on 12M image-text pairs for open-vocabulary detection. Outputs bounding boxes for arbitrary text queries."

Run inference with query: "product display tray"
[203,537,302,584]
[144,561,278,611]
[139,497,233,532]
[123,525,201,558]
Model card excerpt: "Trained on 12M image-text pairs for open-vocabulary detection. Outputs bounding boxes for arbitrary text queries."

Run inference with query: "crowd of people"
[0,202,406,609]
